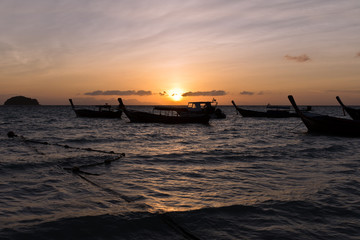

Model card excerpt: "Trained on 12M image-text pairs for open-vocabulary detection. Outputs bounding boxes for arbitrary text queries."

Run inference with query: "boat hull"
[336,96,360,120]
[235,107,268,117]
[300,112,360,136]
[154,105,226,119]
[74,109,122,118]
[343,107,360,121]
[289,95,360,137]
[123,109,210,124]
[232,101,298,118]
[69,99,122,118]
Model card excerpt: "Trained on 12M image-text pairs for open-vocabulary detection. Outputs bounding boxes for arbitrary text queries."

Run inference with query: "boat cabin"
[153,106,182,116]
[95,103,113,112]
[187,101,216,113]
[153,99,226,119]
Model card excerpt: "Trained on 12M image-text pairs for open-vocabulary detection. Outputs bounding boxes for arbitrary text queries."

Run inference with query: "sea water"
[0,105,359,239]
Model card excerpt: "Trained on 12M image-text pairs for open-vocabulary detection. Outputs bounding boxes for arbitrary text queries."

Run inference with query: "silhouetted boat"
[118,98,210,124]
[336,96,360,120]
[288,95,360,137]
[69,99,122,118]
[155,99,226,119]
[231,100,301,118]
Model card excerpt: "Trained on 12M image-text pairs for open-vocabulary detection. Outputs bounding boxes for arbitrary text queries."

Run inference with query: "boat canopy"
[187,101,217,110]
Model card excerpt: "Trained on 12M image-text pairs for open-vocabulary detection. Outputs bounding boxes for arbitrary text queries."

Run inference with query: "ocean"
[1,105,359,240]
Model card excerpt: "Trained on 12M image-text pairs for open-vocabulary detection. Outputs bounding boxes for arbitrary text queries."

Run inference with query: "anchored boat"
[69,99,122,118]
[231,100,304,118]
[118,98,210,124]
[336,96,360,120]
[155,99,226,119]
[289,95,360,137]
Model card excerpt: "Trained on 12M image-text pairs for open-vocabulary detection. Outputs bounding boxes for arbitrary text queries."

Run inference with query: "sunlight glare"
[168,88,183,102]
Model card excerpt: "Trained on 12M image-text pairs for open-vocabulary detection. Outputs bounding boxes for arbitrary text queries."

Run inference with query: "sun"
[168,88,183,102]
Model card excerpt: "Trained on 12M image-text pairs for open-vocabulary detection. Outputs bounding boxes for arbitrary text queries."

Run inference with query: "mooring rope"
[7,131,123,155]
[289,121,304,132]
[21,135,46,156]
[65,155,201,239]
[76,172,201,240]
[76,173,133,203]
[69,166,202,240]
[7,131,201,240]
[159,213,202,240]
[63,155,125,176]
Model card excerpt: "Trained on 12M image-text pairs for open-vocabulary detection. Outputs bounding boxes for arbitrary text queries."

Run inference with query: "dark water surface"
[1,105,359,239]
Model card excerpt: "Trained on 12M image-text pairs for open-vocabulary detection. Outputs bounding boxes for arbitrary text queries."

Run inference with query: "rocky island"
[4,96,40,105]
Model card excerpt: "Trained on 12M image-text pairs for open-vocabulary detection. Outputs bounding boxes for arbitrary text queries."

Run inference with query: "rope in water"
[74,172,201,240]
[7,131,201,240]
[7,131,123,155]
[63,155,125,176]
[289,121,304,132]
[64,151,201,240]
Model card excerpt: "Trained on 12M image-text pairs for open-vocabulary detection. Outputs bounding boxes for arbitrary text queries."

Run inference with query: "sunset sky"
[1,0,360,105]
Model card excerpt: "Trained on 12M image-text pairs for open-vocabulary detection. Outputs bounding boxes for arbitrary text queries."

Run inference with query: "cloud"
[182,90,226,97]
[326,89,360,94]
[159,91,167,96]
[85,90,152,96]
[284,54,311,62]
[240,91,254,95]
[240,91,265,95]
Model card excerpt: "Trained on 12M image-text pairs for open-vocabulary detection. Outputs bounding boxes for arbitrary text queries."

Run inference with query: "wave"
[2,200,359,240]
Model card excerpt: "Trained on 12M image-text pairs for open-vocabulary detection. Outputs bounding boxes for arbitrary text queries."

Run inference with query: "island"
[4,96,40,105]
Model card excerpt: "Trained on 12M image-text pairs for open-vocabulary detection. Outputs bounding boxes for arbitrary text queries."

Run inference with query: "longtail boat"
[118,98,210,124]
[288,95,360,137]
[336,96,360,120]
[69,99,122,118]
[231,100,302,118]
[155,99,226,119]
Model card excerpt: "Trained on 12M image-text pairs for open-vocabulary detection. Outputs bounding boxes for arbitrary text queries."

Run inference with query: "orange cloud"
[240,91,266,96]
[85,90,152,96]
[240,91,254,95]
[182,90,226,97]
[284,54,311,62]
